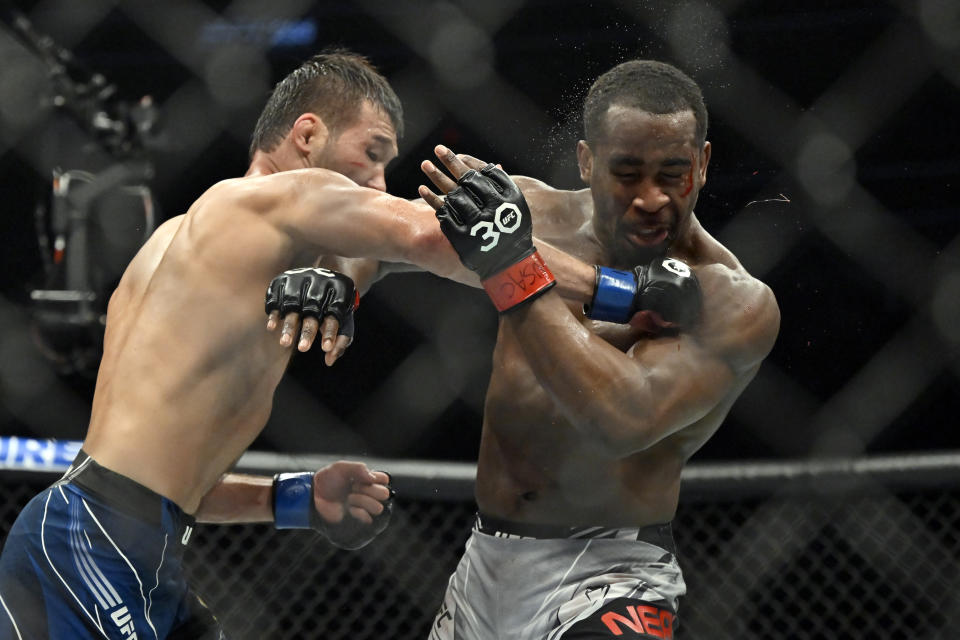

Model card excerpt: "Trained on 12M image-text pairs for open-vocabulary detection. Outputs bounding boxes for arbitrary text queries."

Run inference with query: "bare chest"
[486,304,652,432]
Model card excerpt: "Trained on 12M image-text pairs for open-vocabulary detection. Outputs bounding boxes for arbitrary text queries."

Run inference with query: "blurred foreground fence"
[1,442,959,639]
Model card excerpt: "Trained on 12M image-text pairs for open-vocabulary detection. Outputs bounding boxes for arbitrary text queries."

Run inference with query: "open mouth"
[626,227,669,246]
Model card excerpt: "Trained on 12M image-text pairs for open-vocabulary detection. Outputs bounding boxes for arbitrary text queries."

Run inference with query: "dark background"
[1,0,957,463]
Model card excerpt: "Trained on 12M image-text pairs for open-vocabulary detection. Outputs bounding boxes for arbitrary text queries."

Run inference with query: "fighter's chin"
[614,241,666,267]
[616,234,670,265]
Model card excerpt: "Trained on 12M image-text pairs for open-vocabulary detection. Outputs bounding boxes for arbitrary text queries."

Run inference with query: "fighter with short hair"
[272,59,779,639]
[0,50,486,638]
[419,60,780,640]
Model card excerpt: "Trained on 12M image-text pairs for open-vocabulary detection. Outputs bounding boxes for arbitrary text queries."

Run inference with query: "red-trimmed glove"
[435,164,555,312]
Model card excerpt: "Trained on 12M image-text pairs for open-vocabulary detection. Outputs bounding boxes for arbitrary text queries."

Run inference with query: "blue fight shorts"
[0,451,224,639]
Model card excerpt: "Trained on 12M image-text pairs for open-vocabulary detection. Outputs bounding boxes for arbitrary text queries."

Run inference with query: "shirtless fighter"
[271,59,779,638]
[422,60,780,639]
[0,50,485,639]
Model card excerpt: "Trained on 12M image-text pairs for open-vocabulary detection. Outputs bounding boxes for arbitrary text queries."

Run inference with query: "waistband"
[58,450,196,540]
[475,512,676,554]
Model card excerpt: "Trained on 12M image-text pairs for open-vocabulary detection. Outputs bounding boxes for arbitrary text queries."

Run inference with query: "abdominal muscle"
[474,323,688,528]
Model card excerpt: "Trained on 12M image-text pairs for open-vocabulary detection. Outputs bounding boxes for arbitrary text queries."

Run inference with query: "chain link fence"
[1,3,958,638]
[2,452,959,639]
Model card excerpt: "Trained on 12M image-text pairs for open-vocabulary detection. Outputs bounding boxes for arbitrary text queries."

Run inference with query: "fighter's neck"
[671,213,704,262]
[245,153,282,177]
[246,146,309,177]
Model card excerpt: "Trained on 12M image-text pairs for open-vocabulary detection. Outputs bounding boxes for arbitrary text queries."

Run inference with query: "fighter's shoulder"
[513,174,572,205]
[696,261,780,372]
[512,174,552,193]
[512,175,588,227]
[198,169,354,215]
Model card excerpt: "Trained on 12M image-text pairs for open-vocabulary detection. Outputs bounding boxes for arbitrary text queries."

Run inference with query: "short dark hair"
[249,49,403,157]
[583,60,707,147]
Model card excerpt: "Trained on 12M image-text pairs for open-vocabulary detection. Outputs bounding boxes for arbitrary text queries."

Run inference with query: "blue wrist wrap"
[273,472,313,529]
[586,266,637,323]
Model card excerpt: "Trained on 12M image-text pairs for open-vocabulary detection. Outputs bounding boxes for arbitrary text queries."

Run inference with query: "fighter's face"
[312,101,398,192]
[578,106,709,266]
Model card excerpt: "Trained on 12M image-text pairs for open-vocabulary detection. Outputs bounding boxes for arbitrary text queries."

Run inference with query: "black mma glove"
[264,267,359,340]
[272,472,394,550]
[436,163,555,312]
[584,257,702,328]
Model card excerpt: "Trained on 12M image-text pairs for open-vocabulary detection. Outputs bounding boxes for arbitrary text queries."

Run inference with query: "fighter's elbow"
[582,414,661,458]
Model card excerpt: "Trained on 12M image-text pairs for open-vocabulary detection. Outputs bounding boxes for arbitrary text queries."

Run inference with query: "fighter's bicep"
[288,181,433,262]
[627,334,737,440]
[232,171,377,252]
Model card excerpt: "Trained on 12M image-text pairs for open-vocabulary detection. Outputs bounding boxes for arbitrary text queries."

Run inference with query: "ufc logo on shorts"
[471,203,522,252]
[111,605,138,638]
[429,600,454,640]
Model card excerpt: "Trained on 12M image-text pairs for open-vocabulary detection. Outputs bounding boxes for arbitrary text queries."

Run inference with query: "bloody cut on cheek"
[681,163,694,197]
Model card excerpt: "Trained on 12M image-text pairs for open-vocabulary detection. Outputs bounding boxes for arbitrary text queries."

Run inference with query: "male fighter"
[274,60,780,638]
[0,50,476,639]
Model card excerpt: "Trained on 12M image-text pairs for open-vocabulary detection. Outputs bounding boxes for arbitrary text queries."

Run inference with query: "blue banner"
[0,437,82,472]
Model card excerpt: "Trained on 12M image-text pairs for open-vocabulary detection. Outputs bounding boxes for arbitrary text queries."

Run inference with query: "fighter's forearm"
[534,240,596,304]
[503,292,658,454]
[318,256,385,296]
[193,473,274,524]
[317,238,593,300]
[410,231,597,297]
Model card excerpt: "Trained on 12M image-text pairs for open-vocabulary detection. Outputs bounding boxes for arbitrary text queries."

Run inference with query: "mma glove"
[264,267,359,340]
[584,258,702,328]
[436,164,555,312]
[272,472,394,550]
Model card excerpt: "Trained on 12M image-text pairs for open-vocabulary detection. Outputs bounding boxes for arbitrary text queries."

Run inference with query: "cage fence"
[2,447,959,639]
[0,2,958,638]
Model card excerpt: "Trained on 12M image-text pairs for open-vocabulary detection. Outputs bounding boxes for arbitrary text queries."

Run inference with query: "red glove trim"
[481,251,556,312]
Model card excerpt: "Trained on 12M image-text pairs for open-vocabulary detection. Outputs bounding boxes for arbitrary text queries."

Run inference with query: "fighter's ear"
[699,140,711,185]
[576,140,593,185]
[290,113,330,155]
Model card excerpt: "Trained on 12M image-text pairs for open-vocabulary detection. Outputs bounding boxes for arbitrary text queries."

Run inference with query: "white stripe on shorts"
[41,492,110,638]
[69,499,118,609]
[82,498,160,640]
[0,591,23,640]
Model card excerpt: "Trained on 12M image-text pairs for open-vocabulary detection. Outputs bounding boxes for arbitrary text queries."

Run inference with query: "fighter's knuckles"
[320,316,339,336]
[282,312,300,330]
[348,493,383,513]
[300,318,317,337]
[455,168,479,186]
[347,506,374,525]
[437,146,457,164]
[458,153,485,169]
